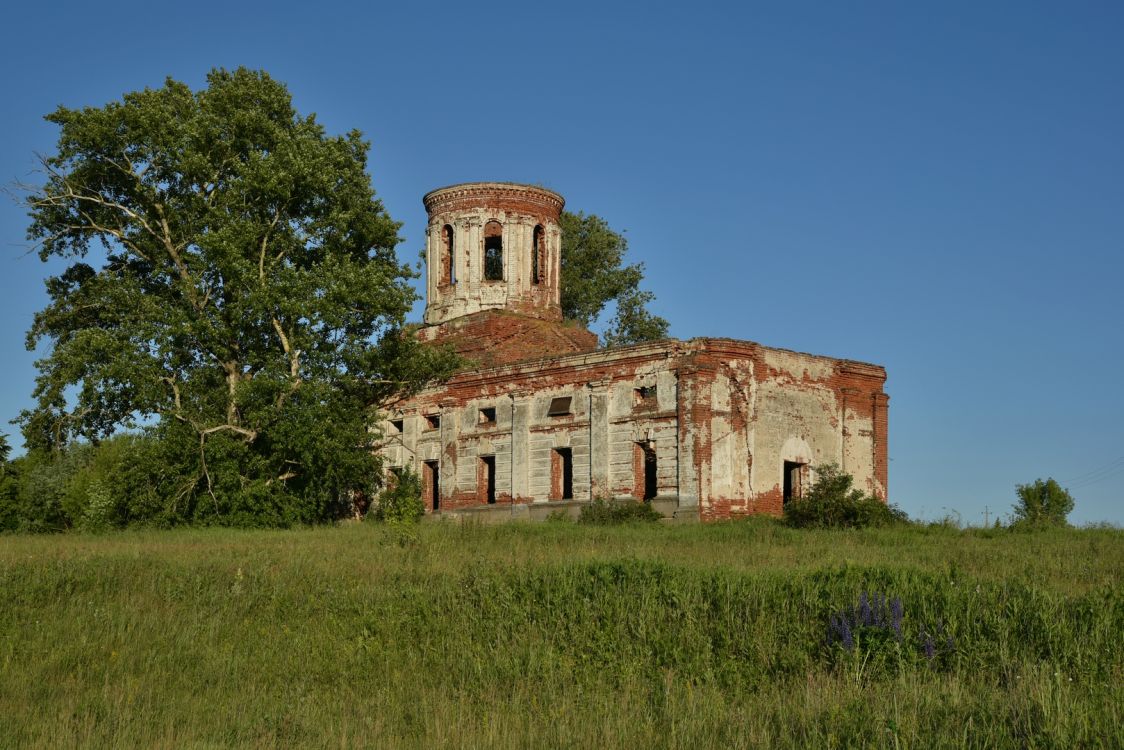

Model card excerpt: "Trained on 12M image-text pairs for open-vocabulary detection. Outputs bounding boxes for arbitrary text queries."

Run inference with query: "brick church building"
[379,182,888,521]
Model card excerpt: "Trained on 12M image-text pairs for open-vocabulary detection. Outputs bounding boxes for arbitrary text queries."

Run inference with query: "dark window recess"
[783,461,805,505]
[389,419,404,434]
[531,224,544,284]
[480,456,497,504]
[547,396,572,416]
[443,224,456,284]
[425,414,441,430]
[479,407,496,425]
[424,460,440,511]
[484,221,504,281]
[635,386,657,406]
[552,448,573,500]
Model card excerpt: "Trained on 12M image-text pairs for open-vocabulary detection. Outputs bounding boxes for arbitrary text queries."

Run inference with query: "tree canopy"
[559,211,669,346]
[1012,478,1075,527]
[19,68,456,526]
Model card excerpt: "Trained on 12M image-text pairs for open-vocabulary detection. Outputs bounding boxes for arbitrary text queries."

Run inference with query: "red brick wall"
[420,310,598,369]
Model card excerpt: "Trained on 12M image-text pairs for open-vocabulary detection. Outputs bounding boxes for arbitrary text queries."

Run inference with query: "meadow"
[1,520,1121,748]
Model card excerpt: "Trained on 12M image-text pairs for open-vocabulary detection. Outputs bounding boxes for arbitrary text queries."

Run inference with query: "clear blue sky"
[1,1,1121,524]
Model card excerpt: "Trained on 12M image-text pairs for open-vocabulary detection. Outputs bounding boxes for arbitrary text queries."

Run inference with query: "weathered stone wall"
[382,182,890,522]
[378,339,888,522]
[422,183,565,326]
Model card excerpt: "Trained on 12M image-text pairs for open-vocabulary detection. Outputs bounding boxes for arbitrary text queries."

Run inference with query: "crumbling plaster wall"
[423,183,565,326]
[678,342,887,520]
[378,338,887,521]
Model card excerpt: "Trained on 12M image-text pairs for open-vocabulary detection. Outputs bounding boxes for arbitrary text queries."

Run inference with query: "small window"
[634,386,657,407]
[425,414,441,430]
[484,221,503,281]
[479,407,496,425]
[531,225,544,285]
[552,448,573,500]
[547,396,572,416]
[443,224,456,285]
[389,419,404,434]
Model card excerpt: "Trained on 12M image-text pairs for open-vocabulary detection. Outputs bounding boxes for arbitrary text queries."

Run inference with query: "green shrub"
[578,498,664,525]
[784,463,909,529]
[1011,477,1074,528]
[80,481,117,533]
[370,466,424,523]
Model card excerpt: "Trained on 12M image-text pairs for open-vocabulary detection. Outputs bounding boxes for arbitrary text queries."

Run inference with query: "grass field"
[1,520,1121,748]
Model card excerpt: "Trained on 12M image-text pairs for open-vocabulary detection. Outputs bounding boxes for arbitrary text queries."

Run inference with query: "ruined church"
[379,182,888,521]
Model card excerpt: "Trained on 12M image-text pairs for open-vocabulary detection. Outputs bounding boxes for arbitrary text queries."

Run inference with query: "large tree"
[20,68,455,525]
[559,211,669,346]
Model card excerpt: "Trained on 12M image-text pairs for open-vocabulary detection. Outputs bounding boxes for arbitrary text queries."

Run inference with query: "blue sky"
[1,1,1121,524]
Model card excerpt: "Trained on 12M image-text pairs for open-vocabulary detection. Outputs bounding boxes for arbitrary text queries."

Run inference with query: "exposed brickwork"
[380,183,890,523]
[382,337,888,522]
[417,309,598,369]
[423,183,564,226]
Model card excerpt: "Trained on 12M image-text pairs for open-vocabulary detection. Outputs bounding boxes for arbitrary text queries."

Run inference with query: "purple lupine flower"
[890,597,904,641]
[921,630,936,661]
[859,591,872,625]
[827,612,856,650]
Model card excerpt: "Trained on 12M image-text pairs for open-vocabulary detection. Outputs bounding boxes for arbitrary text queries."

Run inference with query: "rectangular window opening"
[423,460,440,511]
[547,396,572,417]
[532,225,543,285]
[783,461,805,505]
[551,448,573,500]
[425,414,441,430]
[389,419,404,434]
[634,386,657,408]
[479,407,496,425]
[484,221,504,281]
[479,456,496,505]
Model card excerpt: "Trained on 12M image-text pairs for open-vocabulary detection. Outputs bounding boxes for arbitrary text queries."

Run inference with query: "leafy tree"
[0,433,20,531]
[19,68,456,526]
[1011,478,1074,527]
[784,463,909,529]
[559,211,669,346]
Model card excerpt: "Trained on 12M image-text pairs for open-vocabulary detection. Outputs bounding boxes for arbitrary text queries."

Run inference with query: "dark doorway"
[552,448,573,500]
[480,456,496,504]
[423,460,440,511]
[783,461,805,505]
[643,446,658,501]
[635,442,658,500]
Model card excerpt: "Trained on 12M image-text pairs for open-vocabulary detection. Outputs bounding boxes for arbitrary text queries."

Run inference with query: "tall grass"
[1,521,1121,748]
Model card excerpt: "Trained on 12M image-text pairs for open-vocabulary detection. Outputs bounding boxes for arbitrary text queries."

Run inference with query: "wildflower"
[920,630,937,661]
[889,597,904,641]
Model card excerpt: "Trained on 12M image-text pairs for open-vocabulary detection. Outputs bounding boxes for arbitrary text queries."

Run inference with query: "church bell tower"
[422,182,565,326]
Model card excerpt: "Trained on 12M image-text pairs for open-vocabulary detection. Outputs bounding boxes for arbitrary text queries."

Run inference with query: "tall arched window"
[483,221,504,281]
[531,225,544,285]
[442,224,455,284]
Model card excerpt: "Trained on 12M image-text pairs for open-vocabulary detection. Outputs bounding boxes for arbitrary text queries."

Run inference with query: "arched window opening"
[483,221,504,281]
[531,225,544,285]
[442,224,456,285]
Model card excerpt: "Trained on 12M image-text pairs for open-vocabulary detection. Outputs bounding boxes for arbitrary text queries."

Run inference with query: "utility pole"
[983,505,990,527]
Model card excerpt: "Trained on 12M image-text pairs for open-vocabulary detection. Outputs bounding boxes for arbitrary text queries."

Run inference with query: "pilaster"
[588,380,611,499]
